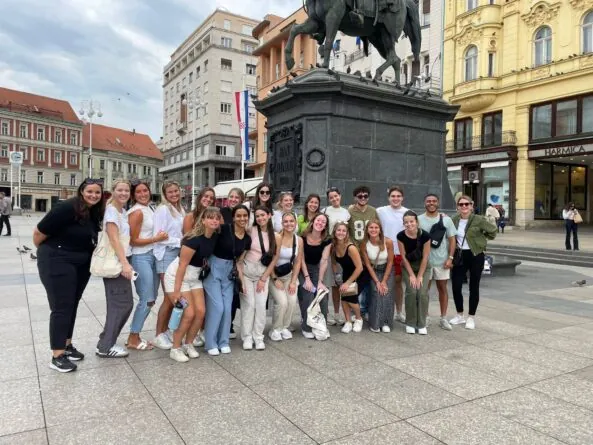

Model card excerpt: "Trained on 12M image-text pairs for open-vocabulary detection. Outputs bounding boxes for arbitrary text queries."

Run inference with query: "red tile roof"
[0,87,82,124]
[83,123,163,160]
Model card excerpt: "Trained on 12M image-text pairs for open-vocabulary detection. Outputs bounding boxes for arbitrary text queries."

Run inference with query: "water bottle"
[168,301,185,331]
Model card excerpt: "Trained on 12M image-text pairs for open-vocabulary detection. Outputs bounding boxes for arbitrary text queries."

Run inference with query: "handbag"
[199,263,211,281]
[274,234,296,277]
[453,217,473,266]
[306,287,330,341]
[257,226,274,267]
[228,224,243,295]
[574,212,583,224]
[341,281,359,297]
[405,230,423,263]
[90,211,130,278]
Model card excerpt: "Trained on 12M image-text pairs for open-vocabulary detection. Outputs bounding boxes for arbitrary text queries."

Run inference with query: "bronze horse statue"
[285,0,421,84]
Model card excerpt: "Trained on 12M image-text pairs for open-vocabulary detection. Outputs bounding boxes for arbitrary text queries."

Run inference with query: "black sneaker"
[65,344,85,361]
[49,354,77,373]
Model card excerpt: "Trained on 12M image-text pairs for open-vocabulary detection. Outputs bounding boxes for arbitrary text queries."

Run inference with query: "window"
[216,144,228,156]
[247,85,257,96]
[224,19,231,30]
[37,171,43,184]
[220,102,232,114]
[99,159,105,170]
[263,132,268,153]
[535,163,588,219]
[246,64,256,75]
[583,11,593,53]
[221,59,232,71]
[242,42,255,54]
[0,169,7,181]
[127,163,132,173]
[534,26,552,66]
[70,153,77,164]
[402,64,408,84]
[204,81,209,93]
[530,95,593,140]
[242,24,253,35]
[189,72,193,84]
[143,165,148,175]
[464,45,478,81]
[70,174,76,186]
[182,76,186,87]
[482,112,502,147]
[467,0,477,10]
[176,82,180,93]
[132,164,137,173]
[204,60,208,72]
[423,55,430,78]
[37,148,45,162]
[488,53,495,77]
[1,121,8,136]
[55,129,62,144]
[19,147,27,160]
[455,118,473,151]
[275,63,280,80]
[54,150,62,163]
[147,166,152,176]
[531,104,552,140]
[37,127,45,141]
[21,169,26,183]
[0,145,7,158]
[221,80,232,92]
[584,96,593,132]
[20,124,27,138]
[70,132,78,145]
[54,173,60,185]
[221,37,232,48]
[422,0,431,25]
[555,100,578,136]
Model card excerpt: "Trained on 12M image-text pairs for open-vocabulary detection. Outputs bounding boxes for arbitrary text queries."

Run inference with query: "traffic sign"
[9,152,23,165]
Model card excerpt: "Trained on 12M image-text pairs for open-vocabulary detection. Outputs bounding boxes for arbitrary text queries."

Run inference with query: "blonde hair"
[276,192,294,211]
[362,218,386,252]
[456,194,474,205]
[184,206,221,240]
[160,180,185,217]
[279,211,297,236]
[106,179,131,206]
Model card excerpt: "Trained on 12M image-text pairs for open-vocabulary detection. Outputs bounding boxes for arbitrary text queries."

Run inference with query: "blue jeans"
[129,251,160,334]
[203,255,234,350]
[157,247,180,274]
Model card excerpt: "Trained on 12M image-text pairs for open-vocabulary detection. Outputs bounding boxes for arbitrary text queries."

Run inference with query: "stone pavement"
[2,214,593,445]
[490,226,593,251]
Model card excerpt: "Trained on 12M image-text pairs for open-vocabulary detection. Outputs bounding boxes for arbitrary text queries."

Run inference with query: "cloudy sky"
[0,0,300,141]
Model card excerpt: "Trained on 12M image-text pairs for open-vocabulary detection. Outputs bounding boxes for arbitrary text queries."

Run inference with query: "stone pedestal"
[255,69,459,209]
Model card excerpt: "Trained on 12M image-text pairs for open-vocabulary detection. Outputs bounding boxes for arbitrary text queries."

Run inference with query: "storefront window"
[555,100,577,136]
[534,163,551,219]
[571,166,587,209]
[447,169,463,202]
[535,163,588,219]
[531,104,552,140]
[552,165,569,218]
[482,166,510,218]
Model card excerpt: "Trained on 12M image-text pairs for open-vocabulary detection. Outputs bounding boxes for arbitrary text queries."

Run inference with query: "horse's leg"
[321,1,347,68]
[392,54,401,85]
[373,29,396,82]
[285,18,320,70]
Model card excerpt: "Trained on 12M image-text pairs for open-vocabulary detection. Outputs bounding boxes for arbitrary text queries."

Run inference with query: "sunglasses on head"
[131,179,147,186]
[356,193,369,199]
[458,202,472,207]
[83,178,104,186]
[327,187,339,193]
[259,190,271,195]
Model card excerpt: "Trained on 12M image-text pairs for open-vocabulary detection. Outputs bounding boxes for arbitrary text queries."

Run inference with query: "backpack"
[429,215,447,249]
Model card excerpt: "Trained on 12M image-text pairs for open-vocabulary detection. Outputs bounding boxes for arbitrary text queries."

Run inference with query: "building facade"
[160,9,259,205]
[0,87,83,212]
[443,0,593,226]
[251,8,319,176]
[82,124,163,199]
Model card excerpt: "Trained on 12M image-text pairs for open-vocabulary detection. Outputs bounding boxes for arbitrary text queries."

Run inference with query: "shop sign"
[529,143,593,159]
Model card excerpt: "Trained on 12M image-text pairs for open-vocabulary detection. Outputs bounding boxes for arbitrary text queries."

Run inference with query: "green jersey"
[348,205,377,245]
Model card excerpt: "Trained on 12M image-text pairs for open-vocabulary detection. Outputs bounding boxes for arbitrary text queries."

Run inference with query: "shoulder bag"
[274,234,296,277]
[90,210,130,278]
[340,244,359,297]
[258,226,274,267]
[574,211,583,224]
[453,217,472,267]
[429,215,447,249]
[405,230,424,263]
[228,224,243,296]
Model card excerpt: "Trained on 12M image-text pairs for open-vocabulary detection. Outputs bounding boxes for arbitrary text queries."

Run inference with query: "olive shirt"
[451,214,497,256]
[348,205,377,246]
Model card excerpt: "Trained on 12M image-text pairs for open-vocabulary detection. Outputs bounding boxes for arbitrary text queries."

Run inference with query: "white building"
[160,9,259,205]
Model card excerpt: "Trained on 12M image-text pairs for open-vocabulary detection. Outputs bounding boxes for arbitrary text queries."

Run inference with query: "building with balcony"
[0,87,83,212]
[250,8,318,177]
[81,124,163,199]
[161,8,259,205]
[443,0,593,226]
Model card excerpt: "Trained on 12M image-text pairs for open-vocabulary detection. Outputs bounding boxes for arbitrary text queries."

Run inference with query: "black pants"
[0,215,10,235]
[37,244,91,350]
[97,275,134,353]
[565,220,578,250]
[451,250,484,316]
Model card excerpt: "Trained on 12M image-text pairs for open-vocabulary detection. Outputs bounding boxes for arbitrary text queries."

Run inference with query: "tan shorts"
[164,258,203,293]
[430,266,450,281]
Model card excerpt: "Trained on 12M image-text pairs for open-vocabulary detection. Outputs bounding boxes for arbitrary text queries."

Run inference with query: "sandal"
[125,339,154,351]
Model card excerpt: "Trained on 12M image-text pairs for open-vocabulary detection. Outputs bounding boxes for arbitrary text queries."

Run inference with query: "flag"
[234,90,250,162]
[356,36,361,48]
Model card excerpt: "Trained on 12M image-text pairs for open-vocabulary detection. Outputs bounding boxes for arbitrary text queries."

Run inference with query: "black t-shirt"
[182,233,218,267]
[37,198,100,253]
[397,229,430,269]
[220,207,232,224]
[213,224,251,260]
[302,237,331,265]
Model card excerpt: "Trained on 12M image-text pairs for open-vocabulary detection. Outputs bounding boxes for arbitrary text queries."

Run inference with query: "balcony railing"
[345,48,369,65]
[446,130,517,151]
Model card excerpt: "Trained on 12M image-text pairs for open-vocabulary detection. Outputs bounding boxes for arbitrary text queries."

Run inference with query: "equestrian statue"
[285,0,421,84]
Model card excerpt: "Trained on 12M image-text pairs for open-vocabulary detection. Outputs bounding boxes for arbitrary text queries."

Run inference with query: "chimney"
[132,128,136,135]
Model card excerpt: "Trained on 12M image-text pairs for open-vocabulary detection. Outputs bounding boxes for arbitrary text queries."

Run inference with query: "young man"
[377,186,408,322]
[418,194,456,330]
[0,192,12,237]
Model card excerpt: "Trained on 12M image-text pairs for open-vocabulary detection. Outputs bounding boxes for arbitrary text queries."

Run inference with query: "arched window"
[464,45,478,81]
[583,11,593,54]
[534,26,552,66]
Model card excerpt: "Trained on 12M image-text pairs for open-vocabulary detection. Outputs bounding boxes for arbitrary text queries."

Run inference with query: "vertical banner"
[234,90,250,161]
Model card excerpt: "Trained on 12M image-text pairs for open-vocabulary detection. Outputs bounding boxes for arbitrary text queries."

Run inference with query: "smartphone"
[132,271,139,281]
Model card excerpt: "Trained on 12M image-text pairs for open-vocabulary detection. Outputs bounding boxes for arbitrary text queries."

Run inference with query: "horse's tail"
[403,0,421,61]
[363,37,370,57]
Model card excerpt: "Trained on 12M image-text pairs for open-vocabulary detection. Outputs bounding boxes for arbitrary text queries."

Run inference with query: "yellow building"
[249,9,318,177]
[443,0,593,226]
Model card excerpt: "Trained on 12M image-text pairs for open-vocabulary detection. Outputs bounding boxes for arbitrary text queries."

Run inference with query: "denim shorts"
[156,247,180,274]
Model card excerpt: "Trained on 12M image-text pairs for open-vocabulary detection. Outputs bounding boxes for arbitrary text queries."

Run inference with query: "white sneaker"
[302,330,315,339]
[269,330,282,342]
[405,326,416,334]
[449,314,466,325]
[396,312,406,323]
[350,315,356,322]
[170,348,189,362]
[243,340,253,350]
[255,340,265,350]
[153,333,172,350]
[353,318,363,333]
[418,327,428,335]
[465,317,475,330]
[370,327,380,333]
[439,317,453,331]
[220,346,231,354]
[326,313,337,326]
[96,345,129,358]
[335,313,346,326]
[182,343,200,358]
[382,325,391,333]
[280,329,292,340]
[207,348,220,356]
[341,321,353,333]
[229,329,237,339]
[193,332,205,347]
[165,329,174,342]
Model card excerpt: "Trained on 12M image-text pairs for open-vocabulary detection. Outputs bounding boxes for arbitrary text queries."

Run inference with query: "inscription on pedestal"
[268,123,303,201]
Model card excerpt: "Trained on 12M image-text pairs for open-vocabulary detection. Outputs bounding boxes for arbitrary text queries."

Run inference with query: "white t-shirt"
[322,206,350,233]
[456,219,470,250]
[377,205,408,254]
[104,204,131,256]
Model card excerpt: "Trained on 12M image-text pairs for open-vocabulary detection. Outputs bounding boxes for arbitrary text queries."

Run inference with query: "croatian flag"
[234,90,250,162]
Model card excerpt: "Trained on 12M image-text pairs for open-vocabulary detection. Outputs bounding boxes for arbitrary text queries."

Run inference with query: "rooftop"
[82,123,163,161]
[0,87,82,124]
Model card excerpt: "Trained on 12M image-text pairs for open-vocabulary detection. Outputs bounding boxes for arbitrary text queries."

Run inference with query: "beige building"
[0,87,84,212]
[160,9,259,205]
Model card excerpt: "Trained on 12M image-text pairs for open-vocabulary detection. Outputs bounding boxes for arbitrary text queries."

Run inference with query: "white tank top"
[366,241,388,266]
[128,204,155,255]
[277,234,299,266]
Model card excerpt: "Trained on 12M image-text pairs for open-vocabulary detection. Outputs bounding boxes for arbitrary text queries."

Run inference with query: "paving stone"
[322,421,441,445]
[529,374,593,411]
[329,329,420,360]
[521,332,593,359]
[0,378,44,437]
[0,429,48,445]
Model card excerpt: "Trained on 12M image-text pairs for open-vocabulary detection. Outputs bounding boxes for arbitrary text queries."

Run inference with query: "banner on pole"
[234,90,250,162]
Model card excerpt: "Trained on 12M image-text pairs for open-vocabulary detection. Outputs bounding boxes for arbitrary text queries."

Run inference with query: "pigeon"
[290,71,298,78]
[30,253,37,260]
[17,248,26,254]
[23,245,31,251]
[571,280,587,287]
[346,66,351,74]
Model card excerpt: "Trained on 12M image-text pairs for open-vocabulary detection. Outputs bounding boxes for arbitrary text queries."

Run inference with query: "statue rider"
[350,0,394,26]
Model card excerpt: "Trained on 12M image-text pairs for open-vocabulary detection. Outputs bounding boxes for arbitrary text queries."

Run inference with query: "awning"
[213,177,263,199]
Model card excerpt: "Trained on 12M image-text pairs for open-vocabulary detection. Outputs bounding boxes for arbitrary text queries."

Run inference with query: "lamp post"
[182,94,205,209]
[78,100,103,178]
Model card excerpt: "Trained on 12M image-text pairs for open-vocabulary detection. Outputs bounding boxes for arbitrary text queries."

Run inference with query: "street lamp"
[182,93,205,209]
[78,100,103,178]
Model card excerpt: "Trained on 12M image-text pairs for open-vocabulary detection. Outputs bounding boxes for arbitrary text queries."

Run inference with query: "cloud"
[0,0,303,141]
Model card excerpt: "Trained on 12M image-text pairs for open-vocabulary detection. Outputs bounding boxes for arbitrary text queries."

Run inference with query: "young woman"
[34,179,104,372]
[450,195,497,330]
[96,180,134,357]
[297,193,320,234]
[220,187,246,224]
[127,181,168,350]
[332,222,364,334]
[397,211,432,335]
[203,205,251,355]
[273,192,295,232]
[269,212,303,341]
[241,206,280,350]
[153,181,186,349]
[323,187,350,326]
[183,187,215,234]
[361,219,395,333]
[563,202,580,251]
[252,182,274,213]
[166,207,221,362]
[299,214,332,339]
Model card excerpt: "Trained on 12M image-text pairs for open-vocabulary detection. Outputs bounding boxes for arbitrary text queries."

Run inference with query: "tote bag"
[90,212,130,278]
[306,288,330,341]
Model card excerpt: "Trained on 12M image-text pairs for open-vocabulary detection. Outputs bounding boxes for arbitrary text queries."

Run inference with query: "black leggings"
[451,250,484,316]
[37,244,92,350]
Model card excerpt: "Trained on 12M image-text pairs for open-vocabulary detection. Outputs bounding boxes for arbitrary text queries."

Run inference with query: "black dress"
[335,244,361,304]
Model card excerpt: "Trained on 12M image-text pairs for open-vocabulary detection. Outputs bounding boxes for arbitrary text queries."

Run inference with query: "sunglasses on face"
[458,202,472,207]
[259,190,270,196]
[356,194,369,199]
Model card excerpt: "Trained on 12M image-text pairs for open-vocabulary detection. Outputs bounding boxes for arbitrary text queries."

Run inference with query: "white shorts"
[164,258,203,293]
[430,266,450,281]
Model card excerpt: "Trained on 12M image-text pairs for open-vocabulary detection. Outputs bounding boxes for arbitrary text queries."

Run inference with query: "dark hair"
[192,187,216,223]
[353,185,370,197]
[403,209,418,221]
[564,202,575,210]
[301,213,330,240]
[75,180,105,227]
[424,193,439,201]
[253,182,274,211]
[232,204,250,219]
[131,181,152,206]
[253,205,276,253]
[388,186,404,197]
[303,193,321,223]
[326,186,341,198]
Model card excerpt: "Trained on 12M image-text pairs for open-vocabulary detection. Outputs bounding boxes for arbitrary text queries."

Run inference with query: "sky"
[0,0,300,142]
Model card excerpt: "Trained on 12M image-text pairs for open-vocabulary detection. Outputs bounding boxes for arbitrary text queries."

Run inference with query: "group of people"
[34,178,497,373]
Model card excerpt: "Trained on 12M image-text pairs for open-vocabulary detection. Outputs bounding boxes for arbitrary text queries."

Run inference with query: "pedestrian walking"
[0,192,12,236]
[485,204,500,226]
[297,193,320,234]
[563,202,580,251]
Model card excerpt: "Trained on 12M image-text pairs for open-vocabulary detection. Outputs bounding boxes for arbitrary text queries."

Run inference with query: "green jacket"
[452,214,497,255]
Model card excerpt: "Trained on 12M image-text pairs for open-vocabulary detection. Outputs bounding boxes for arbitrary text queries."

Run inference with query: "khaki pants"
[240,259,269,342]
[402,267,431,329]
[269,272,298,331]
